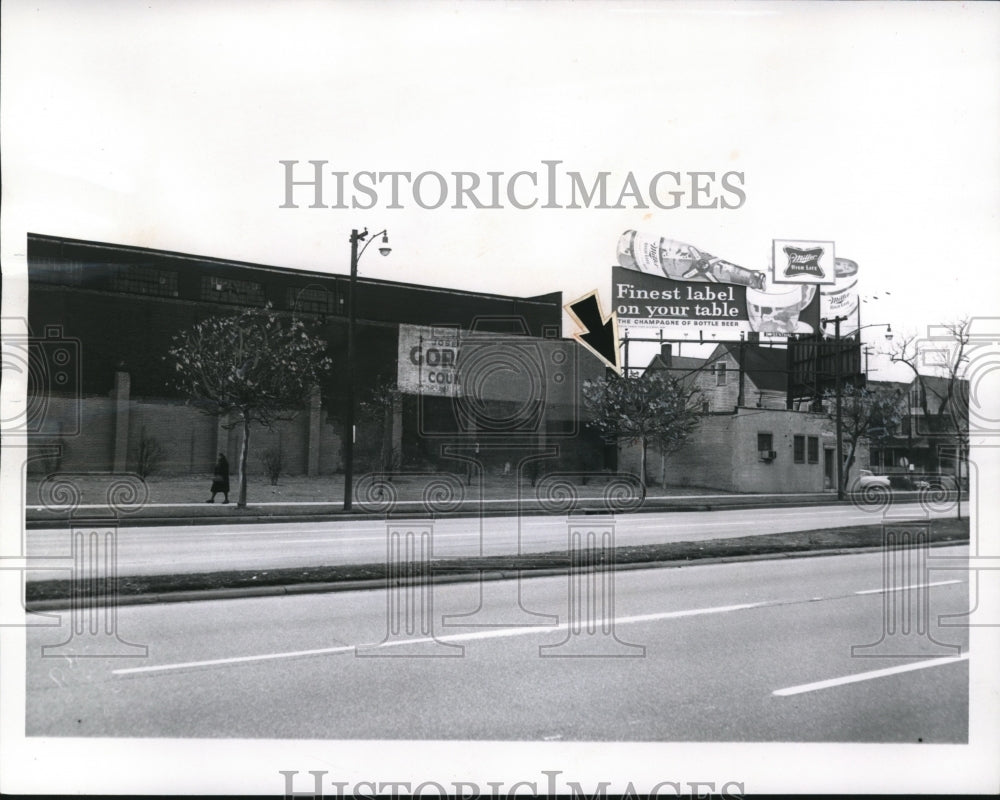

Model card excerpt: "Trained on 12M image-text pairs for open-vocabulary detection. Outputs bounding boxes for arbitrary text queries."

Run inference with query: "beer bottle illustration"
[616,230,766,290]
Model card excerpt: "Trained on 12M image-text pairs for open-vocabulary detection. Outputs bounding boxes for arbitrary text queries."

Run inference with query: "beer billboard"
[771,238,837,286]
[613,231,820,342]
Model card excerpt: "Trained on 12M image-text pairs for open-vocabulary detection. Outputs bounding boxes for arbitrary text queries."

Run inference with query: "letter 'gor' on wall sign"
[565,291,619,371]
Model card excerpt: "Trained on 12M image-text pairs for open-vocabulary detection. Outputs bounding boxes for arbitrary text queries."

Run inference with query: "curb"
[23,538,968,612]
[24,494,904,528]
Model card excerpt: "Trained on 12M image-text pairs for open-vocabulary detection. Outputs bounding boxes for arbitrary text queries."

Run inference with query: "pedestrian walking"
[207,452,230,504]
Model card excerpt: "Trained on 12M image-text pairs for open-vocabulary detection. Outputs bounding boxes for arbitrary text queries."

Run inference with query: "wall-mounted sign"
[397,324,461,396]
[771,239,836,286]
[397,323,580,403]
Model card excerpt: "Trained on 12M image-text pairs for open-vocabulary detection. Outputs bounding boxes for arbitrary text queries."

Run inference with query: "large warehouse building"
[25,233,608,480]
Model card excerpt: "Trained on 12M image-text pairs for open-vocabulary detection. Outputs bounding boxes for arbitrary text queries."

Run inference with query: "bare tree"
[886,318,970,471]
[824,383,906,490]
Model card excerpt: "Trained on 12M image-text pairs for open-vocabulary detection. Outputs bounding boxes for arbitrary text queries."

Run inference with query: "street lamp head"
[378,231,391,257]
[884,324,893,342]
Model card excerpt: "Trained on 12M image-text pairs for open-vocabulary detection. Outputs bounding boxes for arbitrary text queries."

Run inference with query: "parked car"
[888,473,928,490]
[852,469,891,492]
[888,472,956,492]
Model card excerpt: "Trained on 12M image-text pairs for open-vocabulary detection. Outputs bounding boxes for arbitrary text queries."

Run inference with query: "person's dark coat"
[211,454,230,494]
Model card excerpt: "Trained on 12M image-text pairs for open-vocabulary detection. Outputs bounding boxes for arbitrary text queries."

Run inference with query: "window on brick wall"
[808,436,819,464]
[793,435,805,463]
[757,432,773,452]
[716,362,727,386]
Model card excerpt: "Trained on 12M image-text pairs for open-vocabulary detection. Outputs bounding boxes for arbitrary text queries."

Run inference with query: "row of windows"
[203,278,345,313]
[32,259,345,313]
[200,275,266,305]
[756,432,820,464]
[109,265,179,297]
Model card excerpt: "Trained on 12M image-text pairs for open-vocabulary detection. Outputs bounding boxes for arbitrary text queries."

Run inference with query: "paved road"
[26,502,957,579]
[26,545,970,741]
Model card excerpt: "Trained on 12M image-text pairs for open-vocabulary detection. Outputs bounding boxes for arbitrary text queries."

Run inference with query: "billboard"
[614,232,821,342]
[771,238,837,286]
[612,266,820,342]
[820,257,860,338]
[770,239,861,339]
[788,334,864,399]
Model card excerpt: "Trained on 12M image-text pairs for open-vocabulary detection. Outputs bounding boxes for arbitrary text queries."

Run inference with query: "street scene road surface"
[26,545,969,742]
[26,502,958,579]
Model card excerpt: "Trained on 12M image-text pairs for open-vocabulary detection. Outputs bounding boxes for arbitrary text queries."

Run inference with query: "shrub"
[134,428,164,479]
[261,446,283,485]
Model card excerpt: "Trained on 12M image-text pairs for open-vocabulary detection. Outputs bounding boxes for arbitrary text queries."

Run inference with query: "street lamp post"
[344,227,391,511]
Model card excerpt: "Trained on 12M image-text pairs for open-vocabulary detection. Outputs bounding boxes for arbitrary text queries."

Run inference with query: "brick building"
[25,233,605,478]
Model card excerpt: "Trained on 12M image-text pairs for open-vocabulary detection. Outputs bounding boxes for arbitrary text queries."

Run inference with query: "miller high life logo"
[782,246,826,279]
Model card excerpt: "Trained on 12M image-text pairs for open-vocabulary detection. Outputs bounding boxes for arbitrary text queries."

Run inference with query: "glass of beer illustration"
[746,284,816,335]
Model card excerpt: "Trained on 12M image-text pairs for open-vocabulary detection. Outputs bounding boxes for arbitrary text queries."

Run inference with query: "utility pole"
[737,334,746,408]
[344,229,359,511]
[822,315,848,501]
[834,316,844,500]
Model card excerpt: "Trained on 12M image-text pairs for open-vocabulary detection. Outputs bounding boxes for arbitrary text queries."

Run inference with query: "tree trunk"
[661,448,667,490]
[955,434,964,521]
[640,438,648,488]
[237,414,251,508]
[843,439,857,490]
[381,399,394,476]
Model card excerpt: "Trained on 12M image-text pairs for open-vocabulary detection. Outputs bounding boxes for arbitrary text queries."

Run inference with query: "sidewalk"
[22,472,970,609]
[22,471,862,527]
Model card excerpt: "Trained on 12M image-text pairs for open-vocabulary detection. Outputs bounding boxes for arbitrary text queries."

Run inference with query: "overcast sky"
[3,1,998,380]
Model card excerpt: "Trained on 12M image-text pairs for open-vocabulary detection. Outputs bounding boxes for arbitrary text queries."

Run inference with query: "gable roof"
[866,379,910,395]
[644,353,708,378]
[705,342,788,392]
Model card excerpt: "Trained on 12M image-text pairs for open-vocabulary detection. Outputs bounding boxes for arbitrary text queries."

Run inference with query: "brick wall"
[215,413,314,478]
[27,393,115,473]
[127,399,217,474]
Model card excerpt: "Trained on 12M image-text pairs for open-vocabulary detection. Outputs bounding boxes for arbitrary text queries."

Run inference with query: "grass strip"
[26,518,970,603]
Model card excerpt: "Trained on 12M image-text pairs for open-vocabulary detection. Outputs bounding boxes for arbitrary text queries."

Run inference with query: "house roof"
[644,353,709,377]
[866,379,910,396]
[705,342,789,392]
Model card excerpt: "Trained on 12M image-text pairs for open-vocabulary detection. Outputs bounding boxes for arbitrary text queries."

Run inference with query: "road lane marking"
[111,601,764,676]
[112,644,357,674]
[855,579,964,595]
[235,533,497,544]
[772,652,969,697]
